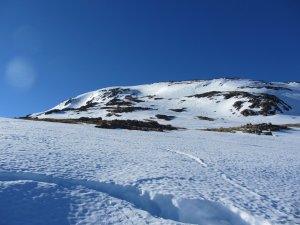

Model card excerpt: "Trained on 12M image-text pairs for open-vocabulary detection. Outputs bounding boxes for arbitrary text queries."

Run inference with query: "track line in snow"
[170,150,208,168]
[167,149,262,198]
[166,149,292,220]
[0,170,249,225]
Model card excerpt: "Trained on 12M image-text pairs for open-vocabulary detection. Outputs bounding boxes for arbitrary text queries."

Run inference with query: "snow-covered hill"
[30,78,300,129]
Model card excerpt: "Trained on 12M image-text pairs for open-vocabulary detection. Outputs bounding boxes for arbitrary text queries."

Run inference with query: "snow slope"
[0,118,299,225]
[30,78,300,129]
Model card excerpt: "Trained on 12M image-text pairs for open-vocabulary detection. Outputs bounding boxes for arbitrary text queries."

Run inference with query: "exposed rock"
[21,117,102,125]
[240,85,292,91]
[101,88,130,100]
[124,95,145,103]
[283,123,300,128]
[196,116,215,121]
[95,119,178,131]
[78,99,98,111]
[103,106,155,114]
[64,98,73,106]
[169,108,186,112]
[187,91,221,99]
[105,94,145,107]
[106,98,133,106]
[142,95,156,99]
[20,117,177,132]
[233,101,243,111]
[44,109,61,115]
[77,117,103,123]
[188,91,292,116]
[44,108,75,115]
[155,114,175,121]
[240,109,258,116]
[204,123,289,135]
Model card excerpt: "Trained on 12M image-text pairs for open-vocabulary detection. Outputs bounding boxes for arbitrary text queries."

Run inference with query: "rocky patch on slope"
[95,119,177,131]
[102,106,155,114]
[155,114,175,121]
[169,108,186,112]
[203,123,291,135]
[196,116,215,121]
[188,91,292,116]
[240,85,292,91]
[20,117,178,132]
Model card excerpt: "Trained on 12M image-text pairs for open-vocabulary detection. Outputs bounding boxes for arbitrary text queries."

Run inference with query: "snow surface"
[31,79,300,129]
[1,118,299,225]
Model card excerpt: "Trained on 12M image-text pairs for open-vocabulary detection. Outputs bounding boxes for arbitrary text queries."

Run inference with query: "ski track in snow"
[168,149,264,198]
[166,149,297,223]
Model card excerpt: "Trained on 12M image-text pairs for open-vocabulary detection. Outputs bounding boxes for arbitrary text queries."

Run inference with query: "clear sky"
[0,0,299,117]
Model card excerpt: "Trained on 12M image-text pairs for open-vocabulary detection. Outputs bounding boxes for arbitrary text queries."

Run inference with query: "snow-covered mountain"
[30,78,300,129]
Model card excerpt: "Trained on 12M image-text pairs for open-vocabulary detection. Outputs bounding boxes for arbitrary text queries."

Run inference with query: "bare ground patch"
[202,123,300,135]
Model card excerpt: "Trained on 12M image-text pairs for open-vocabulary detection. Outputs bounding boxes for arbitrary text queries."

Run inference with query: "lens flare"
[5,57,37,90]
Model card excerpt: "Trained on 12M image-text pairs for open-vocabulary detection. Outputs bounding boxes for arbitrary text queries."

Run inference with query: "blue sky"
[0,0,300,117]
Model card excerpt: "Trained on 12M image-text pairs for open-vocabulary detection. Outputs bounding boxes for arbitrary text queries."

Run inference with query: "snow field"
[0,118,299,224]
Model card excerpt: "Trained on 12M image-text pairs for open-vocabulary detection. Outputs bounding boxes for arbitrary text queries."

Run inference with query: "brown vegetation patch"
[203,123,290,135]
[95,119,177,131]
[281,123,300,128]
[20,117,178,132]
[20,117,103,125]
[240,86,291,91]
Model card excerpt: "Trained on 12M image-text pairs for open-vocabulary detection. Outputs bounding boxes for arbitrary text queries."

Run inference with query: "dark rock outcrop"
[196,116,215,121]
[95,119,177,131]
[169,108,186,112]
[188,91,292,116]
[155,114,175,121]
[204,123,289,135]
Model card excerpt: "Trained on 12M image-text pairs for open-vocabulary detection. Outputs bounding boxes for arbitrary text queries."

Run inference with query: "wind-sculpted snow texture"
[31,78,300,129]
[0,118,299,224]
